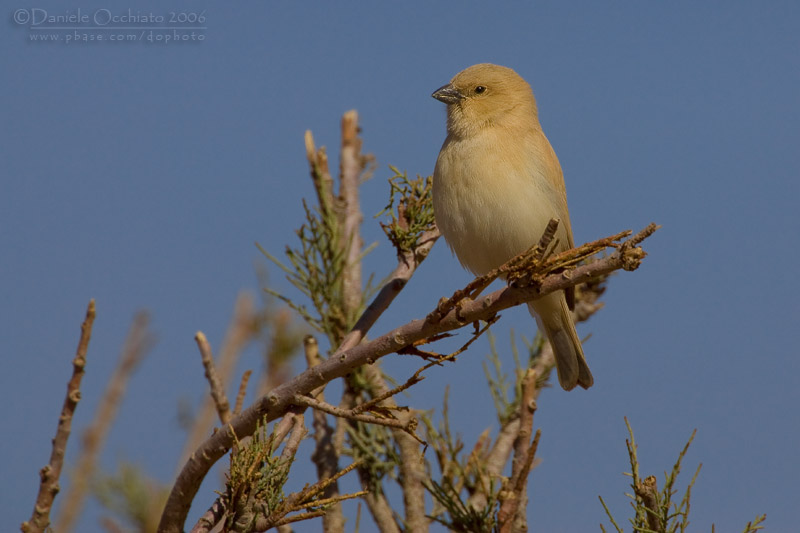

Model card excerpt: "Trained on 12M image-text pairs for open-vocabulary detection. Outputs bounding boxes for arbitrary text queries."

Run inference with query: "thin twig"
[512,369,538,482]
[279,413,307,465]
[260,460,366,530]
[188,499,226,533]
[233,370,253,418]
[22,300,96,533]
[356,316,498,425]
[298,458,366,504]
[272,408,305,450]
[356,474,400,533]
[271,510,327,528]
[293,394,421,442]
[304,130,335,223]
[179,293,256,469]
[466,416,520,511]
[196,331,231,425]
[515,430,542,498]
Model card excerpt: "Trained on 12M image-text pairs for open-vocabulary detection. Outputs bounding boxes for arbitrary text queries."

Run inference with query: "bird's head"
[432,63,539,138]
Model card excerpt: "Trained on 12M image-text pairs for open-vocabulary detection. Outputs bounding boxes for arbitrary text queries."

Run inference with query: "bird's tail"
[528,292,593,391]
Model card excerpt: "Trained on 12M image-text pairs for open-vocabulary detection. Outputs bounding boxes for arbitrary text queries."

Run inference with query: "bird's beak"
[432,84,465,105]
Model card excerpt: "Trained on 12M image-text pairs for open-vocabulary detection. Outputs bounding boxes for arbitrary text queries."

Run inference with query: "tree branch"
[506,369,538,532]
[22,300,96,533]
[338,225,439,355]
[497,429,541,533]
[304,130,335,223]
[466,417,519,511]
[179,293,256,468]
[233,370,252,418]
[339,109,366,321]
[195,331,231,425]
[293,393,419,438]
[158,223,658,532]
[633,475,662,532]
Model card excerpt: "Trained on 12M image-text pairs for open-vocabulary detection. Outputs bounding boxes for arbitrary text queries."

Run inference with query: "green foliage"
[599,419,766,533]
[258,166,431,349]
[344,418,401,494]
[377,166,436,253]
[258,198,351,347]
[421,388,501,532]
[482,331,520,426]
[739,515,768,533]
[425,477,498,533]
[223,420,291,532]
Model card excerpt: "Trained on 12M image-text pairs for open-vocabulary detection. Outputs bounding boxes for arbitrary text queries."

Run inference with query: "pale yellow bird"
[432,63,593,391]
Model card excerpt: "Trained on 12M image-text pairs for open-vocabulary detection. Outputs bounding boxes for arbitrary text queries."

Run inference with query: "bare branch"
[466,417,520,511]
[497,429,541,533]
[55,310,153,533]
[159,224,658,532]
[633,475,662,532]
[195,331,231,425]
[188,499,225,533]
[179,293,256,468]
[292,458,365,507]
[356,472,401,533]
[339,227,439,355]
[339,109,366,321]
[507,369,538,532]
[233,370,253,418]
[304,129,335,221]
[272,408,304,450]
[293,393,420,440]
[22,300,96,533]
[279,412,308,465]
[270,489,369,529]
[511,370,538,483]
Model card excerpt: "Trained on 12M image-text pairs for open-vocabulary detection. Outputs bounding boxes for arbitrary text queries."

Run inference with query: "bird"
[431,63,593,391]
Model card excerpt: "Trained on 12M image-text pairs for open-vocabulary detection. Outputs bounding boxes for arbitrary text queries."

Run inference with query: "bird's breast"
[433,131,568,276]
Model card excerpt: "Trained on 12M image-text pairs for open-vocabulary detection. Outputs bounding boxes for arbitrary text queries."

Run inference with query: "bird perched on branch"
[431,63,593,391]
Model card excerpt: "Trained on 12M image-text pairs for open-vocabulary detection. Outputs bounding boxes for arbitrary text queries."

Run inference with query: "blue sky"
[3,1,799,531]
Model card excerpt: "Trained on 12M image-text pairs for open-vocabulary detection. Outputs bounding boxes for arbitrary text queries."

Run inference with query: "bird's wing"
[530,129,575,248]
[532,128,577,308]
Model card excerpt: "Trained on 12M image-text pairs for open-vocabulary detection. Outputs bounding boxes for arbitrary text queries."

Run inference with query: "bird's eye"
[474,86,486,94]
